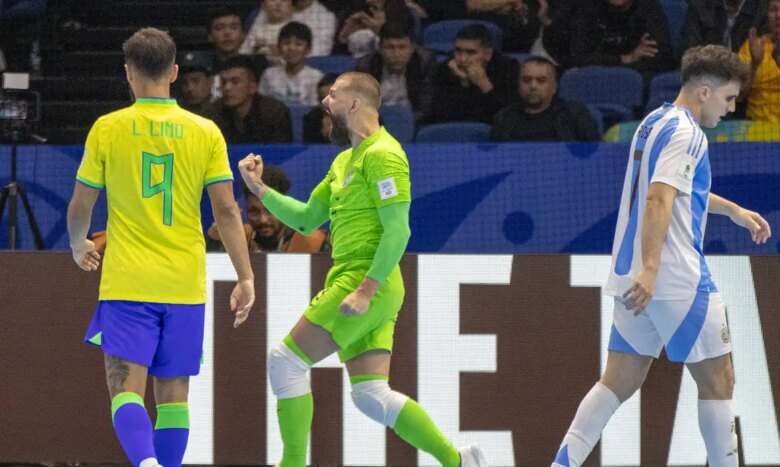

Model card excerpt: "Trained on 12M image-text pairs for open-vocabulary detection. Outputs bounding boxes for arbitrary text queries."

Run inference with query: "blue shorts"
[84,300,205,378]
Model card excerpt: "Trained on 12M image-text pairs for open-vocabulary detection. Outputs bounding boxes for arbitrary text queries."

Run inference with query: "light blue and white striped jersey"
[605,104,718,300]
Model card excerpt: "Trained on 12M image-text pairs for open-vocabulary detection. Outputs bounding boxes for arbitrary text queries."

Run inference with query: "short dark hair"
[218,55,259,82]
[243,165,291,198]
[123,27,177,80]
[681,45,750,86]
[208,6,244,32]
[455,23,493,48]
[521,55,558,80]
[278,21,312,46]
[318,73,338,89]
[379,21,414,43]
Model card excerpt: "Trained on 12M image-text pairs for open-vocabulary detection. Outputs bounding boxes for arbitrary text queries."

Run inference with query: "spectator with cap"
[356,21,436,122]
[492,55,600,141]
[206,165,328,253]
[427,23,519,123]
[259,21,324,106]
[209,55,293,143]
[177,51,214,117]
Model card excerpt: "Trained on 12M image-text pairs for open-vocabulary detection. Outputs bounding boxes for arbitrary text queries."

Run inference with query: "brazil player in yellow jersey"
[67,28,255,467]
[239,72,487,467]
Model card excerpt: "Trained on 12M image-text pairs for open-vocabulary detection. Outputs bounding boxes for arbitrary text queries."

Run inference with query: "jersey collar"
[134,97,178,106]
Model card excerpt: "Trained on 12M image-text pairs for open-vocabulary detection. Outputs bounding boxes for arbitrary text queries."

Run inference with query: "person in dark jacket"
[681,0,767,52]
[427,23,520,123]
[492,56,600,141]
[566,0,675,73]
[209,55,292,144]
[355,21,436,122]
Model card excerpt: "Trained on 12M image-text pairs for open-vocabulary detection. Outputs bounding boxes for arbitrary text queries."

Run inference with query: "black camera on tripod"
[1,72,46,250]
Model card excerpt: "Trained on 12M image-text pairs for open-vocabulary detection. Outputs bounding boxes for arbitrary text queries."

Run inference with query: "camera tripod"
[0,126,45,250]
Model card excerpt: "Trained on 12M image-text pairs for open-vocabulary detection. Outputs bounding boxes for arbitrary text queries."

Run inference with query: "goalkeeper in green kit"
[238,72,487,467]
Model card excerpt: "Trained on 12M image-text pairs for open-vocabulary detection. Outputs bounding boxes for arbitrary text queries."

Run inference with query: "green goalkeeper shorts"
[304,259,404,362]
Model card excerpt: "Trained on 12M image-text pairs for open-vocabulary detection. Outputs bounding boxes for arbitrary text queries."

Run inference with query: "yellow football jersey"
[76,98,233,304]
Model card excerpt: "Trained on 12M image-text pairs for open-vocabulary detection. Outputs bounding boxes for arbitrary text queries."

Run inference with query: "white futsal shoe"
[458,444,488,467]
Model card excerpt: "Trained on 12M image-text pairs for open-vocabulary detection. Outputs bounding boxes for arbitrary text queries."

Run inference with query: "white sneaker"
[458,444,488,467]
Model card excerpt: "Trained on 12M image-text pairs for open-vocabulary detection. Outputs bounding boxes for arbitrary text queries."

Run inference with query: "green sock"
[393,399,460,467]
[277,393,313,467]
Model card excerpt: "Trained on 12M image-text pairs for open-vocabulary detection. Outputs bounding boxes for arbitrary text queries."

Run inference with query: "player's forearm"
[67,198,95,247]
[708,193,740,217]
[366,203,411,283]
[640,196,674,272]
[213,203,254,282]
[262,188,329,235]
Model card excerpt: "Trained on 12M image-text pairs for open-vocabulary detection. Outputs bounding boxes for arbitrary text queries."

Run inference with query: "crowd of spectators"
[3,0,780,143]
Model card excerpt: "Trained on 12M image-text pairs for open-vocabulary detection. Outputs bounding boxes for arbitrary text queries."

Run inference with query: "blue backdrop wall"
[0,142,778,253]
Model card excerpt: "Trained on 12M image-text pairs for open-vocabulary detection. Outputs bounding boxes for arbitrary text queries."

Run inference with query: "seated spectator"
[303,73,338,142]
[427,23,519,123]
[259,22,324,105]
[177,51,214,116]
[566,0,675,73]
[293,0,338,55]
[421,0,542,52]
[682,0,767,52]
[491,56,600,141]
[336,0,421,58]
[538,0,581,64]
[209,56,293,143]
[241,0,294,59]
[356,21,436,122]
[739,0,780,121]
[207,6,269,99]
[207,166,328,253]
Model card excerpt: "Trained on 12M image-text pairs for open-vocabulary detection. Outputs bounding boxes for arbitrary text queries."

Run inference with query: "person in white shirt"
[259,21,324,106]
[240,0,294,58]
[292,0,337,56]
[552,45,772,467]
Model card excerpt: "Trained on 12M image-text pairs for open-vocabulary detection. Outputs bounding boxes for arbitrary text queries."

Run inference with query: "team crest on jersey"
[721,323,731,344]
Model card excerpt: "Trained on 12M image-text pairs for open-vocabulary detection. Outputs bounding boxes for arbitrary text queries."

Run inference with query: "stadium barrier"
[0,142,779,254]
[1,252,778,466]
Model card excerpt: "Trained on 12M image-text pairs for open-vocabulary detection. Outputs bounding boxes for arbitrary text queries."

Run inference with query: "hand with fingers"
[339,290,372,316]
[238,153,267,198]
[621,268,657,315]
[730,207,772,244]
[230,279,255,328]
[71,239,101,271]
[339,278,379,316]
[622,33,658,64]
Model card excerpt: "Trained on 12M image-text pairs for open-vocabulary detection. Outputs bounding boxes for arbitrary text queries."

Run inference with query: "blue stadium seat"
[660,0,688,53]
[559,66,644,124]
[287,104,311,143]
[508,53,530,64]
[422,20,504,53]
[415,122,492,143]
[305,55,356,75]
[379,105,415,143]
[586,104,605,137]
[646,71,681,113]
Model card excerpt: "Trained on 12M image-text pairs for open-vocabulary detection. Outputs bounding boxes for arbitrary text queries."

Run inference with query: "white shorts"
[608,292,732,363]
